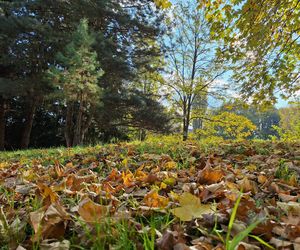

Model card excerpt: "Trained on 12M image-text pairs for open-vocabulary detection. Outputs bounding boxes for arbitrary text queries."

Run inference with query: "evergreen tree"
[49,19,103,146]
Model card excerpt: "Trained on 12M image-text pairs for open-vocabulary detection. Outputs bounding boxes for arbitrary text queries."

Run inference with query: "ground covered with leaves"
[0,139,300,250]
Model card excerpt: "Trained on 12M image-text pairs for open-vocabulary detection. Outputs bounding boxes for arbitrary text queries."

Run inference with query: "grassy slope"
[0,137,300,249]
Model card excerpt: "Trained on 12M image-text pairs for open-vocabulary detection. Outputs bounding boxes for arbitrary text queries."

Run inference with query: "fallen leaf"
[157,230,176,250]
[269,237,293,248]
[37,182,59,204]
[40,239,70,250]
[122,170,135,187]
[78,197,110,223]
[277,201,300,216]
[171,192,215,221]
[197,165,224,184]
[30,203,70,241]
[144,190,169,208]
[164,161,177,170]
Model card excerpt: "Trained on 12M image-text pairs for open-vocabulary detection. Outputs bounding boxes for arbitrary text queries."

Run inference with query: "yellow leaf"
[163,177,176,186]
[171,192,215,221]
[164,161,177,170]
[160,182,167,189]
[246,164,257,171]
[122,170,135,187]
[154,0,172,8]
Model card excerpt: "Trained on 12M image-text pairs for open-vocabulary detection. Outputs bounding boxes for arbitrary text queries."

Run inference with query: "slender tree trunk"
[81,114,92,143]
[65,102,74,147]
[140,129,146,141]
[182,99,188,141]
[73,94,84,146]
[20,98,37,149]
[0,97,6,151]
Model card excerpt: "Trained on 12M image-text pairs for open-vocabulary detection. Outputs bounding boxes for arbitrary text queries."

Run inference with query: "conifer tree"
[49,19,103,146]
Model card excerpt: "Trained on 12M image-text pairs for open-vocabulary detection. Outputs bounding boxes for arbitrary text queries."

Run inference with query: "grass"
[1,136,300,249]
[213,191,275,250]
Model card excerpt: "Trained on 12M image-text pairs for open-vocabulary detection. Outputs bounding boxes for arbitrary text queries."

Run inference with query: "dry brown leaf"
[65,174,96,191]
[30,203,70,241]
[197,165,224,184]
[78,197,110,223]
[237,177,258,194]
[257,174,267,184]
[37,182,59,204]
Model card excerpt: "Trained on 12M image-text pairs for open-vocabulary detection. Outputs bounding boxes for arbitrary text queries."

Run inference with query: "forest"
[0,0,300,249]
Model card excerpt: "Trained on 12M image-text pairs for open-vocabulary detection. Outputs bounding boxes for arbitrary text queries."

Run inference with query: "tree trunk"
[73,95,84,146]
[182,97,189,141]
[81,114,92,143]
[183,126,188,141]
[0,97,6,151]
[20,98,37,149]
[65,102,74,147]
[140,129,146,141]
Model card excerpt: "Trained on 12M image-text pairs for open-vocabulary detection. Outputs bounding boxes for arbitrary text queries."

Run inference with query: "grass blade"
[225,192,242,248]
[249,234,275,249]
[228,219,263,250]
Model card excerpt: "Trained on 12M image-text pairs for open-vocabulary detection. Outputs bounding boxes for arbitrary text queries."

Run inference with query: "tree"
[217,100,280,139]
[197,112,257,140]
[49,19,103,146]
[274,102,300,140]
[192,93,208,131]
[201,0,300,105]
[130,40,166,140]
[0,1,55,149]
[164,0,226,140]
[1,0,170,149]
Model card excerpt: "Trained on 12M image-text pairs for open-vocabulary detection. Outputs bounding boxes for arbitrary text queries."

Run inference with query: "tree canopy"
[201,0,300,105]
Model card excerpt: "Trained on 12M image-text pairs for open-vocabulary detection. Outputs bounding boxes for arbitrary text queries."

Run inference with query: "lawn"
[0,137,300,249]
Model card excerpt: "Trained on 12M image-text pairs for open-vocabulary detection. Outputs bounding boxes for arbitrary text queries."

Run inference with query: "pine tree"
[49,19,103,146]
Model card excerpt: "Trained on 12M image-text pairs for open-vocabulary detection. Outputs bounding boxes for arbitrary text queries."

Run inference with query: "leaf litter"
[0,140,299,249]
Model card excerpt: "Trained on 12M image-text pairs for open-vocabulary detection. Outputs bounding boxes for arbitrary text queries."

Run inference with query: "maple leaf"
[37,182,59,204]
[171,192,216,221]
[144,190,169,208]
[197,165,224,184]
[122,170,135,187]
[78,197,110,223]
[30,203,70,241]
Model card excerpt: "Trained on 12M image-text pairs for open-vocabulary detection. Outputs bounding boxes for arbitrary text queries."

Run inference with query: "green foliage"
[272,102,300,141]
[213,192,273,250]
[49,19,103,103]
[201,0,300,104]
[275,160,298,184]
[197,112,256,140]
[217,99,280,139]
[0,0,169,149]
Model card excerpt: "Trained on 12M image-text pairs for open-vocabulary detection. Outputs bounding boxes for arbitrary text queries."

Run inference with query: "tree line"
[1,0,299,150]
